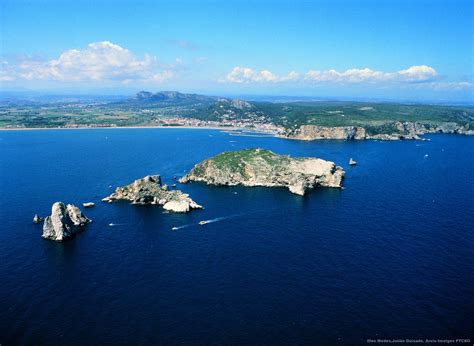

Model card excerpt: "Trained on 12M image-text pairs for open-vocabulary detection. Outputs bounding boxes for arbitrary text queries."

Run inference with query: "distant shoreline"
[0,125,267,132]
[1,125,470,141]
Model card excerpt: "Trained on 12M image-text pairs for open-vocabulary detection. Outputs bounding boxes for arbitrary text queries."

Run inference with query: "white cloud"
[305,68,390,83]
[220,67,278,83]
[221,65,443,85]
[280,71,300,82]
[1,41,176,83]
[397,65,437,82]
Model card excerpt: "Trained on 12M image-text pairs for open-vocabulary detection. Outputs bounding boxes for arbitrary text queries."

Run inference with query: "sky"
[1,0,473,102]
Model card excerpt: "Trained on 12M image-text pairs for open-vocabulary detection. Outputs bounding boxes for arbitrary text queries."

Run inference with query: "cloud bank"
[0,41,177,83]
[221,65,473,90]
[1,43,472,93]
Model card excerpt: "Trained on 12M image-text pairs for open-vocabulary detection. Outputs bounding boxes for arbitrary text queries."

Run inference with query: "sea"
[0,128,473,345]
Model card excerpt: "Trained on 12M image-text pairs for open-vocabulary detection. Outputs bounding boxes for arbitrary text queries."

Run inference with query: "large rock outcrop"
[284,121,473,141]
[429,122,474,135]
[42,202,91,241]
[102,175,202,213]
[179,148,344,196]
[286,125,366,140]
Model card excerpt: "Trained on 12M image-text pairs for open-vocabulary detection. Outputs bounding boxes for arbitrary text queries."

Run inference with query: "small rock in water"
[33,214,42,224]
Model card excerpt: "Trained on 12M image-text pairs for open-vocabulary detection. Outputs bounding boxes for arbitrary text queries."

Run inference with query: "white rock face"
[42,202,91,241]
[180,148,345,196]
[163,200,192,213]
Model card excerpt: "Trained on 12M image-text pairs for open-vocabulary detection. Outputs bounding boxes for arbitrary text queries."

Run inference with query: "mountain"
[131,90,218,105]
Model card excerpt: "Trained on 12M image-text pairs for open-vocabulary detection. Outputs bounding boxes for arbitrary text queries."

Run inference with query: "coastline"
[1,124,470,141]
[0,125,256,132]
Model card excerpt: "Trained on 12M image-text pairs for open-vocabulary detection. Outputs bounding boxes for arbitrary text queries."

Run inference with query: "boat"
[83,202,95,208]
[171,227,178,231]
[199,220,207,225]
[171,184,177,188]
[349,158,357,166]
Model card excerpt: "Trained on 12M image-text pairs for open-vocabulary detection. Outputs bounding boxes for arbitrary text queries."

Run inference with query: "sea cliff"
[284,121,473,141]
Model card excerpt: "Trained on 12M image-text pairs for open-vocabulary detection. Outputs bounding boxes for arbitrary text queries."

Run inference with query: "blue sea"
[0,129,473,345]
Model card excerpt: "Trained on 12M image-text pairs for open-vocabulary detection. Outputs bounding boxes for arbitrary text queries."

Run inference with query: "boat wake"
[204,216,228,224]
[171,224,193,230]
[171,208,276,231]
[171,216,230,230]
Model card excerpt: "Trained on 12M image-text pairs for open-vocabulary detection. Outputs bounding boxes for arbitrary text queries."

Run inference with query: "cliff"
[286,125,367,140]
[179,149,344,195]
[102,175,202,213]
[284,121,473,141]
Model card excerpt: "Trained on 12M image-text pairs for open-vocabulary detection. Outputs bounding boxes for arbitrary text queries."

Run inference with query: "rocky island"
[102,175,202,213]
[180,148,344,195]
[42,202,91,241]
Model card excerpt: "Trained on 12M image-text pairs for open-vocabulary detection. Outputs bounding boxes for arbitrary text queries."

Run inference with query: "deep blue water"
[0,129,473,345]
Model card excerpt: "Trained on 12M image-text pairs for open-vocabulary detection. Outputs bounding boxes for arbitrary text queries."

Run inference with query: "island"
[179,148,345,195]
[102,175,202,213]
[42,202,91,241]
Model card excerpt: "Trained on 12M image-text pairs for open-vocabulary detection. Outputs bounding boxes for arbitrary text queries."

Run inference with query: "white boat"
[172,227,179,231]
[349,158,357,166]
[83,202,95,208]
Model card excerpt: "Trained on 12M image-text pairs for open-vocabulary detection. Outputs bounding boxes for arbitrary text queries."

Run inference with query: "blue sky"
[1,0,473,102]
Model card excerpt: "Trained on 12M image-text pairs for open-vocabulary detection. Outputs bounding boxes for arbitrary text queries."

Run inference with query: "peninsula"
[180,148,345,195]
